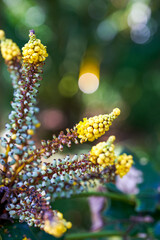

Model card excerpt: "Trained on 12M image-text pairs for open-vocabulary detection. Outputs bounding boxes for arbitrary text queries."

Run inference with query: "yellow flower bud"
[22,237,29,240]
[11,134,17,140]
[27,129,34,135]
[66,221,72,229]
[97,158,103,165]
[113,108,121,116]
[0,30,5,40]
[57,212,63,219]
[35,122,41,128]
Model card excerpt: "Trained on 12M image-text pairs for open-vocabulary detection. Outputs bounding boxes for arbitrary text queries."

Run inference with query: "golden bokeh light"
[78,57,100,94]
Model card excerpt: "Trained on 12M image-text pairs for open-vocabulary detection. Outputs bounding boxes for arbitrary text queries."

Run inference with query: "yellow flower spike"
[89,136,116,167]
[76,108,120,143]
[22,30,48,64]
[115,153,133,178]
[0,36,21,61]
[43,211,72,238]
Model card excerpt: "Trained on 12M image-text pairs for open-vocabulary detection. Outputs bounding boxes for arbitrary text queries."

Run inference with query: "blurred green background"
[0,0,160,170]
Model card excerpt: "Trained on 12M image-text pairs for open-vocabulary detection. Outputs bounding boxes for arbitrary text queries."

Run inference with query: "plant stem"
[70,191,136,205]
[3,144,11,174]
[10,148,45,184]
[65,230,123,239]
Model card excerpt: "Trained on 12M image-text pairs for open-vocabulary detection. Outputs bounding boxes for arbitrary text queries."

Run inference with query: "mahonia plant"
[0,30,134,238]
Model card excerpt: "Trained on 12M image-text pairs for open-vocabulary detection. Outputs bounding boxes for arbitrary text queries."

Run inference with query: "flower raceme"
[89,136,133,176]
[43,211,72,238]
[22,30,48,64]
[115,153,134,177]
[0,30,134,238]
[0,30,21,61]
[89,136,116,167]
[76,108,120,143]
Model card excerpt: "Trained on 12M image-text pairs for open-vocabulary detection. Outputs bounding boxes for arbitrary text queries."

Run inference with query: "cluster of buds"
[22,30,48,64]
[89,136,116,167]
[89,136,133,176]
[43,211,72,238]
[76,108,120,143]
[115,153,134,177]
[0,30,134,238]
[0,30,21,61]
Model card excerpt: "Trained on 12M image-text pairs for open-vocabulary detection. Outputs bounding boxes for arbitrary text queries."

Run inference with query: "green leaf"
[154,221,160,237]
[103,199,135,220]
[51,198,91,231]
[105,182,123,194]
[136,191,159,212]
[0,221,37,240]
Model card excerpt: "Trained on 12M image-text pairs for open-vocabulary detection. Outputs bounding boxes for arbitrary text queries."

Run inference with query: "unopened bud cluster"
[76,108,120,143]
[0,39,21,61]
[115,153,133,177]
[0,30,133,238]
[22,30,48,64]
[43,211,72,238]
[89,136,133,176]
[89,136,116,167]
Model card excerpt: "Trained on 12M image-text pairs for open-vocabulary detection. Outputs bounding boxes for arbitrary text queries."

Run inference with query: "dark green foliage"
[52,198,91,231]
[0,222,37,240]
[0,221,63,240]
